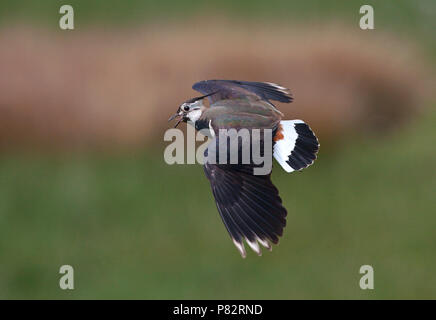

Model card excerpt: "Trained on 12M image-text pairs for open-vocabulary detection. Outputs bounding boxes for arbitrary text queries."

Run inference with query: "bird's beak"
[168,113,179,121]
[168,110,184,128]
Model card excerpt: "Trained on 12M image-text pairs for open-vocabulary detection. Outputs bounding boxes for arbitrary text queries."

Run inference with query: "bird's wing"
[203,142,287,258]
[200,96,284,130]
[193,80,293,105]
[204,104,281,131]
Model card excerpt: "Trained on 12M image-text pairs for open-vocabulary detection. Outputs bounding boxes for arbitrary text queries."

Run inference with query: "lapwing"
[169,80,319,257]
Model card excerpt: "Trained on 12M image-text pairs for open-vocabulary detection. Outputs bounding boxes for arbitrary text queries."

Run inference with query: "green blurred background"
[0,0,435,299]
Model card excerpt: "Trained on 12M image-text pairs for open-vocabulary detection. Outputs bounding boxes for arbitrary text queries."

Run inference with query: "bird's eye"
[183,105,190,111]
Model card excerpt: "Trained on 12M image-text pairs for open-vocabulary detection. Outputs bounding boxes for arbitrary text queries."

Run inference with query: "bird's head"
[168,98,203,128]
[169,92,216,128]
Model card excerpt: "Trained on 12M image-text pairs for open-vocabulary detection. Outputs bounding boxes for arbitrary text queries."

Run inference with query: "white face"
[181,100,203,123]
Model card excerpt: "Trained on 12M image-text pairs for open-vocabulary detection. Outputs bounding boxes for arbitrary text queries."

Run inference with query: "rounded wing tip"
[233,237,276,257]
[232,238,247,258]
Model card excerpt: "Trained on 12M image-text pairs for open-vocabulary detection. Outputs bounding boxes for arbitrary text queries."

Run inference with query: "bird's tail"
[273,120,319,173]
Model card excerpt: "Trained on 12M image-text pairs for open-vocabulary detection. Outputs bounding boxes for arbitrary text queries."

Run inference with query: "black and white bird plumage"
[169,80,319,258]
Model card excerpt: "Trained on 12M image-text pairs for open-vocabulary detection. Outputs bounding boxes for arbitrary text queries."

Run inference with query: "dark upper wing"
[203,137,287,257]
[204,162,287,258]
[193,80,293,105]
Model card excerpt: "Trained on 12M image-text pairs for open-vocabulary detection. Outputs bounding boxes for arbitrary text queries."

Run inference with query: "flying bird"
[169,80,319,257]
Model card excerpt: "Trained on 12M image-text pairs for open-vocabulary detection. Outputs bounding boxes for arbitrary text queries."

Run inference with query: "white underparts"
[187,109,202,123]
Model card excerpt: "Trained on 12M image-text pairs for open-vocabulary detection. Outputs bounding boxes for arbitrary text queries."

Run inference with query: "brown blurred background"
[0,23,431,149]
[0,0,435,299]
